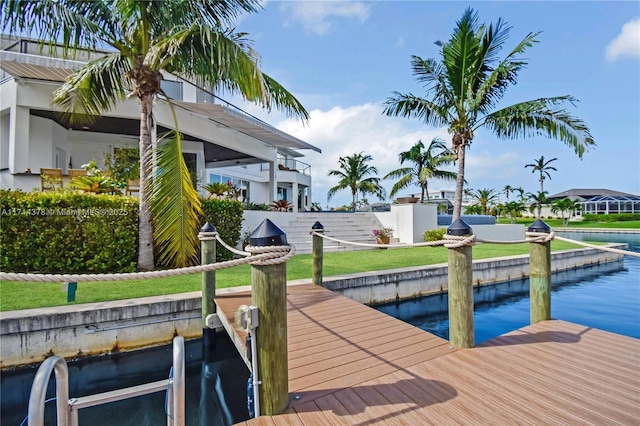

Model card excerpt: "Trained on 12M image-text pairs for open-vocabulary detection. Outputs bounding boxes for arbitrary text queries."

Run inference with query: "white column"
[292,181,299,213]
[268,148,278,202]
[9,105,29,173]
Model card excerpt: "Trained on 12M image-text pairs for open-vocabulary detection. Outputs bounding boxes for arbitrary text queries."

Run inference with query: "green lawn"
[1,239,587,311]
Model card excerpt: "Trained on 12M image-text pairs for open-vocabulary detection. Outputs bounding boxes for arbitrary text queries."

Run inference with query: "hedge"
[0,190,139,273]
[200,198,244,262]
[0,191,245,272]
[582,213,640,222]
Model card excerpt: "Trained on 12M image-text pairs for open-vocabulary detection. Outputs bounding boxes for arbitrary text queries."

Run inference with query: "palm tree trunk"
[452,144,466,221]
[137,96,155,270]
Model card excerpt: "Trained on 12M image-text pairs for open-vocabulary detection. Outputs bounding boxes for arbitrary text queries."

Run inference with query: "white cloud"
[605,17,640,61]
[280,0,371,35]
[274,103,451,207]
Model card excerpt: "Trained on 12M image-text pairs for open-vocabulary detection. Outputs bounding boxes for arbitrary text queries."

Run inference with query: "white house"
[0,35,321,212]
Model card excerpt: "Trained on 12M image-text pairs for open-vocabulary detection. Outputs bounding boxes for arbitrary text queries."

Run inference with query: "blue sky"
[226,1,640,208]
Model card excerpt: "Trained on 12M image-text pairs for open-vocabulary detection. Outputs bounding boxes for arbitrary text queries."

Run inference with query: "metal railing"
[261,158,311,175]
[26,336,185,426]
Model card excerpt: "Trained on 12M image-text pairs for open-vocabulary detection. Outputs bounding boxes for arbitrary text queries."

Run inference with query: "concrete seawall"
[0,244,625,369]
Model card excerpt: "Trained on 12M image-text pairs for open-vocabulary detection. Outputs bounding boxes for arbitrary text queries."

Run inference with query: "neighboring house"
[0,35,321,212]
[547,188,640,216]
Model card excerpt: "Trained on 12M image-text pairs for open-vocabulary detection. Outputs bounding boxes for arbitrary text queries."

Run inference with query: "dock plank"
[216,284,640,425]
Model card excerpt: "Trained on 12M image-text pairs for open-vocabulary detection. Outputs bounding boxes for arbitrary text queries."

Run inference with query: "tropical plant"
[527,191,549,218]
[383,138,456,202]
[103,147,140,184]
[467,188,500,215]
[383,8,594,221]
[502,201,526,224]
[270,199,292,212]
[202,182,236,199]
[68,175,121,193]
[372,227,394,240]
[3,0,308,269]
[327,152,387,211]
[551,197,581,226]
[525,156,558,194]
[463,204,483,215]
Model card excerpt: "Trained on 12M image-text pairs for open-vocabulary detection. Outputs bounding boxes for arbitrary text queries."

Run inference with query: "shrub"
[583,213,640,222]
[200,198,244,261]
[423,228,446,242]
[0,190,138,273]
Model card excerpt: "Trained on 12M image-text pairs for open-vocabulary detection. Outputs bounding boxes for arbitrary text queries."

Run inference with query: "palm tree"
[503,185,515,202]
[3,1,308,269]
[383,137,457,202]
[525,156,558,194]
[467,188,500,215]
[383,8,594,221]
[515,187,527,203]
[503,201,526,224]
[327,153,386,211]
[527,191,549,219]
[551,197,581,226]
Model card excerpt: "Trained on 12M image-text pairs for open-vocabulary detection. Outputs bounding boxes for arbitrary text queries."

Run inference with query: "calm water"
[0,332,250,426]
[375,231,640,343]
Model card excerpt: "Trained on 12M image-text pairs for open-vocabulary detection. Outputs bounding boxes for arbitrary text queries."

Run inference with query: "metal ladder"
[26,336,185,426]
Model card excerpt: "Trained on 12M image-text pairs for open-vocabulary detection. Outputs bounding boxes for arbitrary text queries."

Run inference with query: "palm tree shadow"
[291,376,457,424]
[478,326,590,347]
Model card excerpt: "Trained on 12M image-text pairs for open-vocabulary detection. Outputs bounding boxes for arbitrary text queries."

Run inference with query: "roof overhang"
[0,50,81,82]
[173,101,321,154]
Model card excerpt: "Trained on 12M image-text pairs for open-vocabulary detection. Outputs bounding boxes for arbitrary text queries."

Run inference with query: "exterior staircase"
[281,212,385,254]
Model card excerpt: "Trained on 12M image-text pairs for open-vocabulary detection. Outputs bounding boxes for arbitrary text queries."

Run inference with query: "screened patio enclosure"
[580,195,640,215]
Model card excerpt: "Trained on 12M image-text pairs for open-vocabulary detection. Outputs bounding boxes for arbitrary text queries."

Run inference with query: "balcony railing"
[261,159,311,176]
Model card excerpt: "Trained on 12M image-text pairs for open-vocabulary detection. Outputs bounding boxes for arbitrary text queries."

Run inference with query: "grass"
[1,239,588,311]
[496,218,640,229]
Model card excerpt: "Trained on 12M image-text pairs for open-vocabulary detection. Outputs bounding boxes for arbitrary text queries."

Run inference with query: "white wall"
[0,113,9,169]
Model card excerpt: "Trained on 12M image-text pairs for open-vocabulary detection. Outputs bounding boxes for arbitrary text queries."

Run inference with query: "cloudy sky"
[224,1,640,208]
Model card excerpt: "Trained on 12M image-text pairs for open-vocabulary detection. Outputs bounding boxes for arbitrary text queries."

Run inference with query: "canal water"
[0,332,250,426]
[375,231,640,343]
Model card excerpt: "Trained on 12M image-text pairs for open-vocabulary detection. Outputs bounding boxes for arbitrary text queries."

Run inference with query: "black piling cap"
[200,222,217,233]
[311,221,324,231]
[249,219,288,246]
[447,218,472,236]
[527,218,551,233]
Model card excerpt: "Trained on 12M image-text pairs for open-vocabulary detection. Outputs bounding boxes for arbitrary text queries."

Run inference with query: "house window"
[160,80,183,100]
[196,86,215,103]
[55,148,66,173]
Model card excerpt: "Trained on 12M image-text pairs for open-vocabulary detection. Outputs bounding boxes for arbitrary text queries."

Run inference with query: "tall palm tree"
[467,188,500,215]
[503,184,515,202]
[327,152,386,211]
[2,0,308,269]
[383,8,594,221]
[525,156,558,194]
[383,137,457,202]
[503,201,526,224]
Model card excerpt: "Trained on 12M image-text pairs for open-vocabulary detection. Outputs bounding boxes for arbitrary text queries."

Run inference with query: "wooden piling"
[447,219,474,349]
[311,221,324,286]
[528,219,552,324]
[249,219,289,415]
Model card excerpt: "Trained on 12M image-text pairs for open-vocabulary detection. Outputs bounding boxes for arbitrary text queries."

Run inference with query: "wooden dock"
[215,283,640,425]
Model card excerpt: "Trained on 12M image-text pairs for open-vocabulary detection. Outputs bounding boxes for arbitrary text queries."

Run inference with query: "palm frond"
[52,53,131,125]
[383,92,450,127]
[149,132,203,268]
[483,96,595,158]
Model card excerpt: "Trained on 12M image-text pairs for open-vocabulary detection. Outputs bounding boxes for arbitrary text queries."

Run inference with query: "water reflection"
[375,232,640,344]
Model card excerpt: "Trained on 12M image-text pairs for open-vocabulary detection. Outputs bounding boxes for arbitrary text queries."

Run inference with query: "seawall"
[0,244,625,369]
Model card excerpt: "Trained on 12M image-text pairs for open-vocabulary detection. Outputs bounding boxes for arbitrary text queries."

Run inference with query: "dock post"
[249,219,289,415]
[311,221,324,286]
[528,219,552,324]
[199,222,217,353]
[446,219,474,348]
